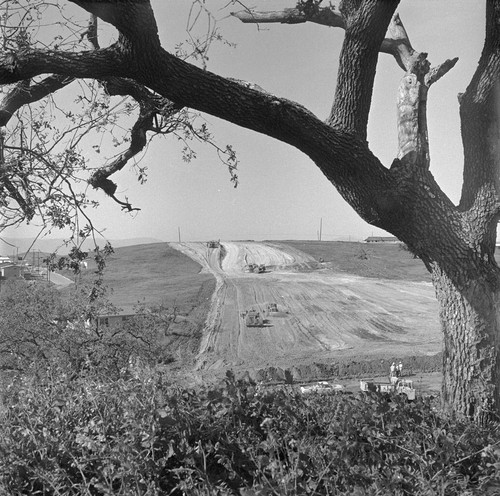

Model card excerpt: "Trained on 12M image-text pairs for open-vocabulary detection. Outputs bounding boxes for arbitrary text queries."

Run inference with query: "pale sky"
[5,0,487,245]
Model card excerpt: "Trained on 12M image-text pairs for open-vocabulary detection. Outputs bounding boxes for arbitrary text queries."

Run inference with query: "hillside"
[77,243,215,372]
[81,243,213,313]
[276,240,431,282]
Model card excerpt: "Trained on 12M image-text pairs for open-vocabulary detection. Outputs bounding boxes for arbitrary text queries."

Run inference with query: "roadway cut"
[171,241,441,378]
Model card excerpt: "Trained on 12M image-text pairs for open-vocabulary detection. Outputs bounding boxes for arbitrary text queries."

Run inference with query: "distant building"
[96,311,137,328]
[365,236,400,243]
[0,263,22,280]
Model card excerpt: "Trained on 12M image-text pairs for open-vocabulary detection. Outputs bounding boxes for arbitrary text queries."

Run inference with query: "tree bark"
[432,263,500,423]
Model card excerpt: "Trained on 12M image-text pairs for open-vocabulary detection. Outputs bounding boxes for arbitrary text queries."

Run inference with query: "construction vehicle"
[241,309,264,327]
[246,263,266,273]
[359,378,416,401]
[207,240,220,248]
[266,303,278,314]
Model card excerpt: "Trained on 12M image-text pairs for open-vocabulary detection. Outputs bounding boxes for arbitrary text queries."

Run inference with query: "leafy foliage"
[0,277,173,380]
[1,370,500,495]
[0,0,239,237]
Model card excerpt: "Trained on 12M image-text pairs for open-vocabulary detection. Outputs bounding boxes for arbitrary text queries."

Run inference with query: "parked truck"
[359,378,416,401]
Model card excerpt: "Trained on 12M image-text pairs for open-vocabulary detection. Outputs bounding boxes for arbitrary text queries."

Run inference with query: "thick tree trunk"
[431,262,500,423]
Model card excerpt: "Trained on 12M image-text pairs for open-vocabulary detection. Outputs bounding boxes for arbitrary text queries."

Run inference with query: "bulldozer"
[246,263,266,273]
[241,309,264,327]
[207,240,220,248]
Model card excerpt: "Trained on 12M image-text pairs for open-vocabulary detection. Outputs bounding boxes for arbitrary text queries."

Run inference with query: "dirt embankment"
[243,353,442,384]
[171,241,442,385]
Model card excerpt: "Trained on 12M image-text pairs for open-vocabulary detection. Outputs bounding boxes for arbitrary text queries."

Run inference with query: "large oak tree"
[1,0,499,422]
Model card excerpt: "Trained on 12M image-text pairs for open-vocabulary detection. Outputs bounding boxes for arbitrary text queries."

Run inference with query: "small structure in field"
[365,236,400,243]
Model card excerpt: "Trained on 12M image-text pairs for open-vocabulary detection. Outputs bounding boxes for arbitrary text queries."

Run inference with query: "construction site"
[172,241,441,384]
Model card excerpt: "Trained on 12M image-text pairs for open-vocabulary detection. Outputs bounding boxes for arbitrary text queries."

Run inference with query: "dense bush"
[1,370,500,495]
[0,279,173,379]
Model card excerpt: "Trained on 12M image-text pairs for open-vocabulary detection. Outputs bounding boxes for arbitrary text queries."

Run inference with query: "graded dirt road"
[171,241,441,380]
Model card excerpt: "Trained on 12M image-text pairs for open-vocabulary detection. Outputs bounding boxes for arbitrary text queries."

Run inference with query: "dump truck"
[359,378,416,401]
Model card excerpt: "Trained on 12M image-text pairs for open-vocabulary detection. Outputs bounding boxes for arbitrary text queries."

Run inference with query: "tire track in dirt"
[169,243,226,369]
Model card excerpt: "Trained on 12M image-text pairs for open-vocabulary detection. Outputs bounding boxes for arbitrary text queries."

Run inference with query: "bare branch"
[425,57,459,87]
[87,76,181,204]
[231,6,345,28]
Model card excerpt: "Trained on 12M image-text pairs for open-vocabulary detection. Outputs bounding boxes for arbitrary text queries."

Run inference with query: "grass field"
[82,243,214,315]
[276,240,431,282]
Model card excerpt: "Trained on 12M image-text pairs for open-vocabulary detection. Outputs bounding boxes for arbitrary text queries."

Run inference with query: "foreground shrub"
[1,372,500,495]
[0,279,173,380]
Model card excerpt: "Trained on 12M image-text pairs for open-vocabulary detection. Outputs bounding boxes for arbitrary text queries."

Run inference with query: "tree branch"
[0,45,129,85]
[88,78,181,206]
[69,0,161,49]
[327,0,399,139]
[231,6,345,28]
[0,75,74,127]
[425,57,459,87]
[232,7,413,71]
[459,0,500,217]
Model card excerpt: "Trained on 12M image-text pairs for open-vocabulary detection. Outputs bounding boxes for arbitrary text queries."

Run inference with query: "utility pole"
[319,218,323,241]
[178,227,181,243]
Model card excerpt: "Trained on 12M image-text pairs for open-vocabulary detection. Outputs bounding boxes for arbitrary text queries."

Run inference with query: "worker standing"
[390,362,397,384]
[398,361,403,377]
